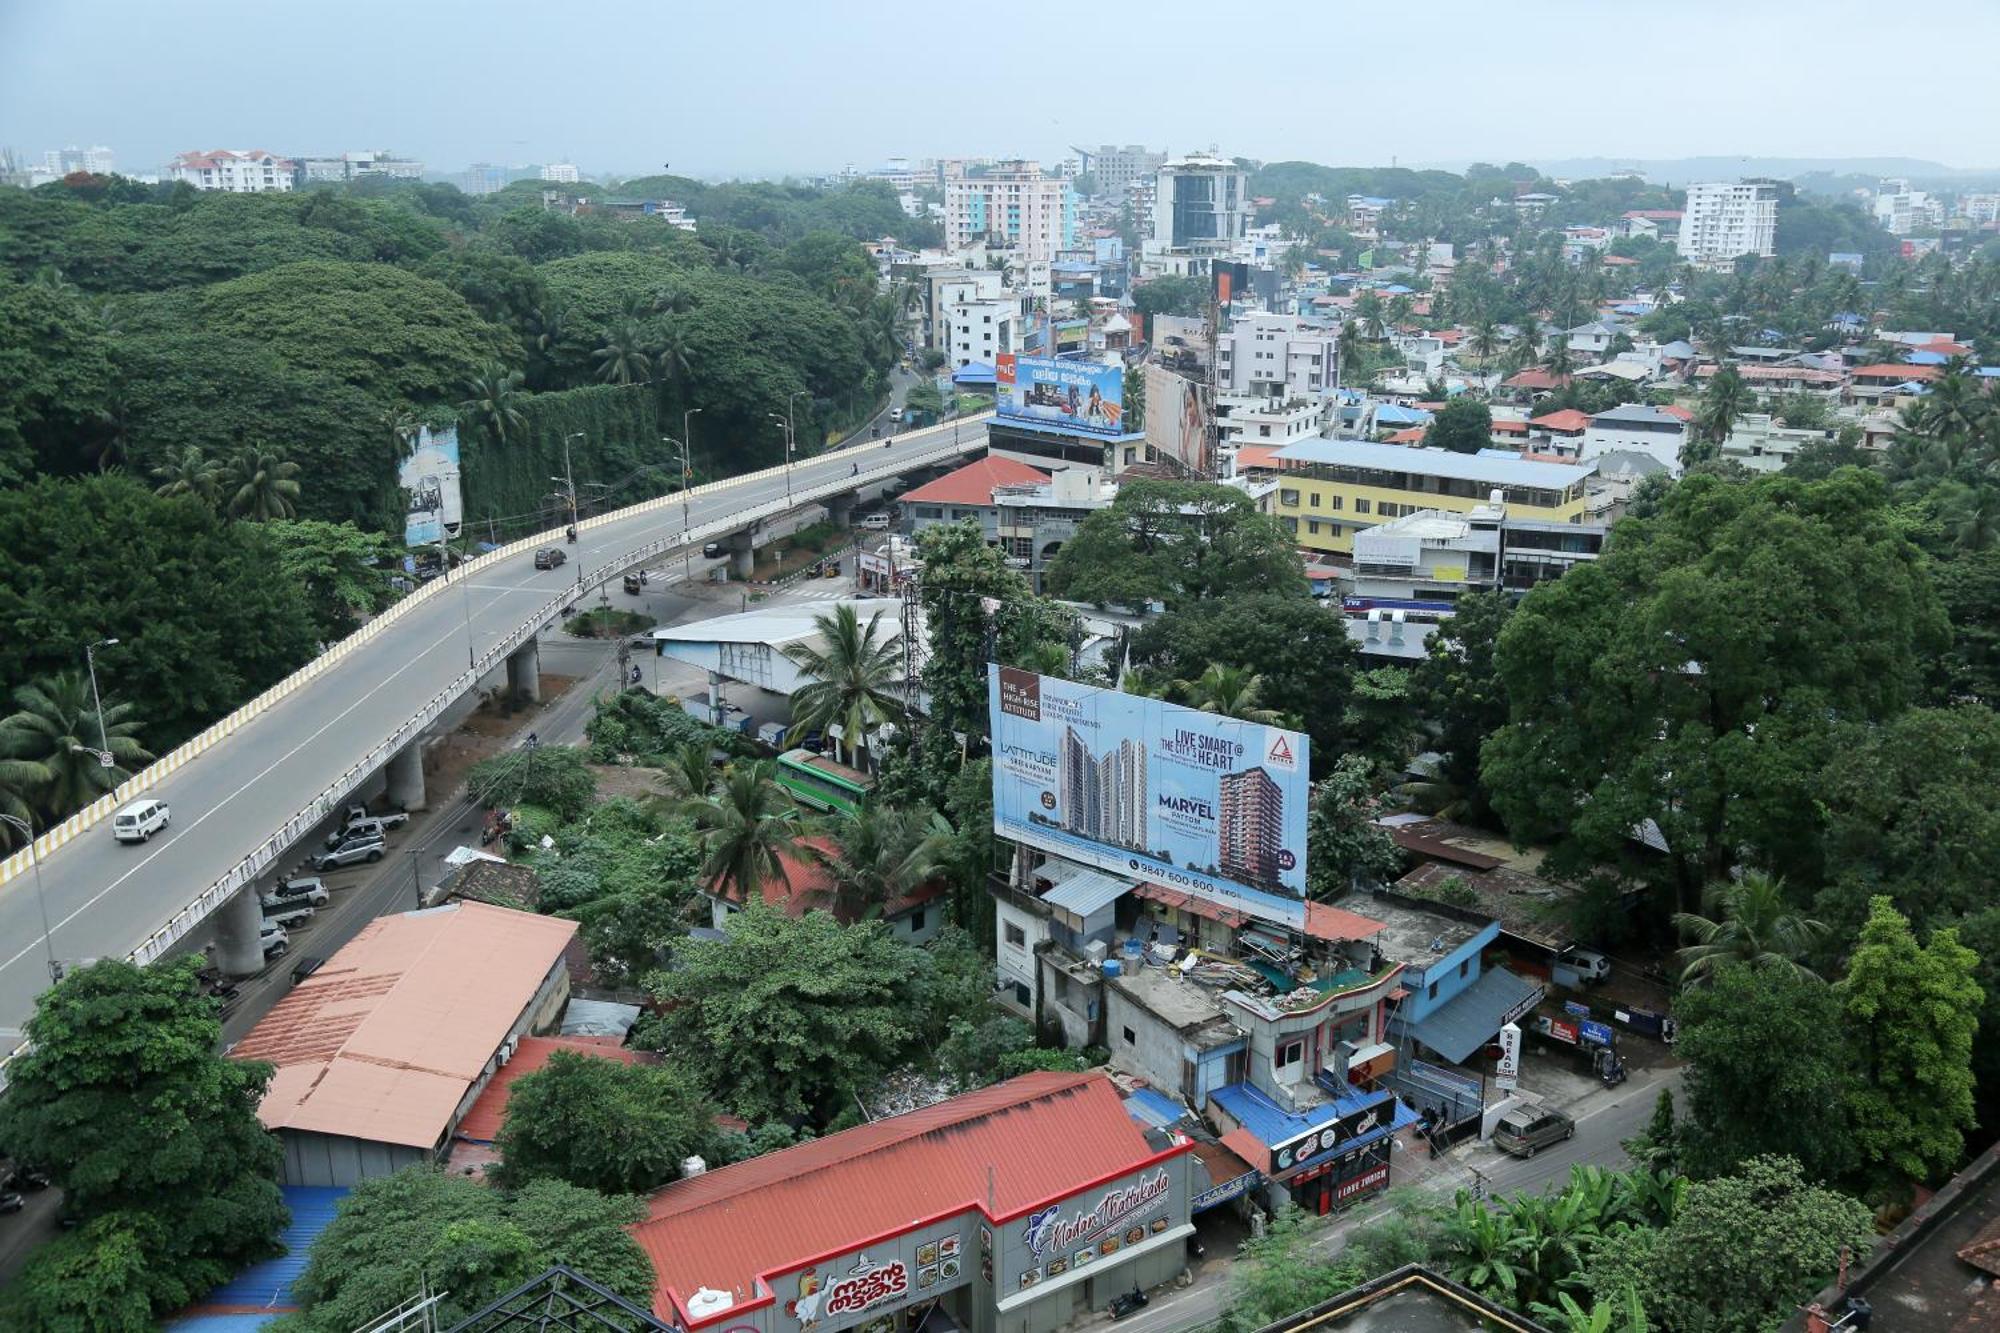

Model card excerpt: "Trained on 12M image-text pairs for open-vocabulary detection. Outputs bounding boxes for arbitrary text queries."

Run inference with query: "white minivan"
[112,799,170,843]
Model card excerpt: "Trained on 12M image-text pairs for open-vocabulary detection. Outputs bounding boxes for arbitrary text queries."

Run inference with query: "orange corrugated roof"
[1490,418,1530,434]
[1304,901,1386,942]
[1529,409,1591,432]
[708,837,944,922]
[900,456,1049,506]
[634,1072,1184,1324]
[1853,363,1940,380]
[1234,444,1283,470]
[455,1035,656,1143]
[234,902,577,1148]
[1383,426,1427,444]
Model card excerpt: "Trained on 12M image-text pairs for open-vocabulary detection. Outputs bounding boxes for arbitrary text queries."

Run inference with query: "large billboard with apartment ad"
[988,666,1309,928]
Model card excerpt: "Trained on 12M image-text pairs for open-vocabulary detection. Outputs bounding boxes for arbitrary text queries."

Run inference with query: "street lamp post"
[560,432,583,537]
[85,638,117,758]
[663,433,697,584]
[438,471,475,668]
[0,814,60,984]
[769,413,796,502]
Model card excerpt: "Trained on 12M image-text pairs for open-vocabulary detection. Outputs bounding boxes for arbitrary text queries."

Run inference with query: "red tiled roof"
[1133,881,1246,928]
[1383,426,1427,444]
[1489,419,1530,434]
[900,456,1049,506]
[455,1036,655,1143]
[1503,369,1571,390]
[1658,404,1695,422]
[1601,254,1638,266]
[1529,409,1591,433]
[1853,363,1940,381]
[633,1072,1185,1324]
[1923,338,1972,356]
[709,837,943,922]
[1304,901,1386,942]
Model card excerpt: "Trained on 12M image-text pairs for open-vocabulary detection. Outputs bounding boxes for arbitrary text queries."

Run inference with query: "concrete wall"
[995,897,1047,1014]
[280,1129,428,1188]
[1039,956,1102,1049]
[1400,920,1499,1022]
[1105,987,1188,1094]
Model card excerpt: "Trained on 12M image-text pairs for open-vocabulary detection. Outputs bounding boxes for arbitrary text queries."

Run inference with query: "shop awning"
[1407,968,1545,1065]
[1041,865,1134,917]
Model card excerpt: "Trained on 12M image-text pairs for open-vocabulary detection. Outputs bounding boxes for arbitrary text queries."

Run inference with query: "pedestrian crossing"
[776,583,858,603]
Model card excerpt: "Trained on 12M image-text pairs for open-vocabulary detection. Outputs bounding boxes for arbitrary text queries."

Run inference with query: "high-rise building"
[1057,729,1147,852]
[945,160,1075,265]
[42,145,114,177]
[167,149,296,193]
[1218,766,1284,888]
[1677,181,1778,267]
[1075,145,1166,198]
[295,150,423,186]
[1152,152,1249,256]
[540,162,580,184]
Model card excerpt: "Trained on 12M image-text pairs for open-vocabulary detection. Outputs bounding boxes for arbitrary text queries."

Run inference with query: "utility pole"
[769,412,796,503]
[558,432,582,538]
[900,572,922,738]
[0,814,59,983]
[664,434,696,584]
[84,637,118,759]
[438,472,475,667]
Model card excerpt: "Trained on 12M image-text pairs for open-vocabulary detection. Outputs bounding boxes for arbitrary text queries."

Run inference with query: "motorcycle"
[1110,1288,1149,1321]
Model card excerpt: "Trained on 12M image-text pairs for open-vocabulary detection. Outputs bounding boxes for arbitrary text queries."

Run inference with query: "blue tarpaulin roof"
[1124,1087,1191,1129]
[1905,350,1949,366]
[1406,967,1542,1064]
[171,1186,348,1325]
[1210,1082,1417,1152]
[1372,404,1434,426]
[952,362,997,385]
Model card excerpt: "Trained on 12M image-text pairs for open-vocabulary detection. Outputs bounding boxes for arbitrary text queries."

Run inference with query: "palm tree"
[782,604,904,768]
[461,364,527,443]
[1352,289,1386,339]
[1942,482,2000,552]
[1468,317,1502,367]
[1693,364,1751,456]
[653,740,716,804]
[225,445,302,521]
[0,672,152,824]
[594,319,655,385]
[685,760,803,901]
[807,805,954,921]
[1008,640,1070,679]
[654,320,695,398]
[1541,337,1575,378]
[1672,871,1829,984]
[151,445,222,506]
[1509,322,1542,371]
[0,749,50,849]
[381,406,421,469]
[1172,664,1284,724]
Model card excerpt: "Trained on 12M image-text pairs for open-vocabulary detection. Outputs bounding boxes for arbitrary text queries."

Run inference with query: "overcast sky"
[5,0,1996,180]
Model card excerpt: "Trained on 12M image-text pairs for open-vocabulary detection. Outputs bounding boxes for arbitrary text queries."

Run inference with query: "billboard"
[997,354,1125,438]
[989,666,1308,928]
[1143,364,1209,476]
[400,424,462,547]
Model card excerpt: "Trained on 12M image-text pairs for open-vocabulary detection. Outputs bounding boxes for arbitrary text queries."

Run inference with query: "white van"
[112,799,169,844]
[858,512,893,531]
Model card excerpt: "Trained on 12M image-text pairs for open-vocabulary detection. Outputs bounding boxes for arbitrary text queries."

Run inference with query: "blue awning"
[952,362,998,385]
[1406,967,1543,1065]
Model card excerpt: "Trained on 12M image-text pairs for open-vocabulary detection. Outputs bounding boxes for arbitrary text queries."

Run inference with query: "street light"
[663,435,696,583]
[558,432,583,538]
[85,638,116,759]
[769,413,796,502]
[438,470,475,668]
[0,814,60,984]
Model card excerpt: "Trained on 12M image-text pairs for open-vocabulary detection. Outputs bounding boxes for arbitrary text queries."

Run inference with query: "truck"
[263,901,316,930]
[261,876,330,911]
[326,807,408,849]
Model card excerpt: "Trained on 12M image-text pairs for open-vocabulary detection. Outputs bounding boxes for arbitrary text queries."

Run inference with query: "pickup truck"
[261,876,330,910]
[263,902,316,930]
[326,809,408,849]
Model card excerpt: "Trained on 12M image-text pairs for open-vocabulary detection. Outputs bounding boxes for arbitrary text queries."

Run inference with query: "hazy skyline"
[6,0,1998,182]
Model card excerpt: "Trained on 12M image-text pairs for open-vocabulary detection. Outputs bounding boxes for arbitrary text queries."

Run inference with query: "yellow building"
[1267,439,1596,556]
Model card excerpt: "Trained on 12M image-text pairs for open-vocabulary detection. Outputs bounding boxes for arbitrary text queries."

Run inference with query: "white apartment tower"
[945,161,1076,265]
[43,145,114,176]
[1677,181,1779,267]
[167,149,296,192]
[1153,152,1249,256]
[540,162,581,183]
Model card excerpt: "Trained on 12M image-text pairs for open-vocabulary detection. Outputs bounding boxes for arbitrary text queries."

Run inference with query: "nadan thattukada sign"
[1021,1169,1171,1258]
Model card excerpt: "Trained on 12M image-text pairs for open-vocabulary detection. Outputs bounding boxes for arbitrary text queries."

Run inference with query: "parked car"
[858,513,892,531]
[325,813,406,849]
[0,1191,22,1215]
[534,547,566,570]
[263,902,316,930]
[313,835,385,871]
[702,541,725,559]
[261,877,330,909]
[1553,947,1612,988]
[335,805,408,837]
[5,1167,49,1192]
[889,407,905,423]
[112,799,169,843]
[1492,1106,1575,1159]
[292,955,327,985]
[259,922,291,959]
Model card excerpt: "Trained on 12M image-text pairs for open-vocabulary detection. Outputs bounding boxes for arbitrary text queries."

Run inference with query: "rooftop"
[632,1072,1182,1324]
[901,455,1050,506]
[1320,891,1487,965]
[1111,966,1241,1048]
[232,902,576,1149]
[1589,403,1687,426]
[709,835,944,922]
[455,1035,655,1143]
[1249,1264,1554,1333]
[1275,439,1594,490]
[1528,409,1592,433]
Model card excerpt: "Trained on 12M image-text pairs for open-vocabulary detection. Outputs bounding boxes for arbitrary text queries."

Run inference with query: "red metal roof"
[707,837,944,922]
[1234,444,1284,471]
[1658,404,1695,422]
[1133,881,1247,927]
[1304,901,1387,942]
[1490,418,1530,434]
[1383,426,1427,444]
[455,1036,655,1143]
[1529,409,1591,433]
[1503,369,1571,390]
[1853,363,1940,381]
[900,456,1050,506]
[633,1072,1185,1324]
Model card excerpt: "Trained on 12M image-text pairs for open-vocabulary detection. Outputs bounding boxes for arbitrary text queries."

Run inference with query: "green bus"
[774,748,874,816]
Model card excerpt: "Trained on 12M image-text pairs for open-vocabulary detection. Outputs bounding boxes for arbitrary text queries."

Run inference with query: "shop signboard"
[1580,1019,1615,1048]
[1271,1096,1391,1177]
[1192,1170,1260,1212]
[997,355,1125,438]
[1494,1021,1522,1091]
[1549,1018,1580,1045]
[990,666,1309,929]
[783,1223,970,1333]
[997,1156,1190,1298]
[1335,1163,1391,1203]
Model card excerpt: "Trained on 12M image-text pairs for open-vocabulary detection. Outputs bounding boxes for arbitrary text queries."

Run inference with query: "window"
[1122,1026,1136,1046]
[1280,489,1300,507]
[910,910,925,931]
[1276,1039,1305,1069]
[1004,922,1027,947]
[1282,517,1298,534]
[1355,499,1371,515]
[1458,959,1469,978]
[1310,492,1321,507]
[1012,982,1031,1007]
[1308,520,1321,535]
[1427,981,1438,1000]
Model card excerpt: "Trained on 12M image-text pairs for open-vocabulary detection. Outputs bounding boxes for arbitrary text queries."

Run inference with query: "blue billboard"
[989,666,1309,929]
[997,354,1126,438]
[399,424,462,547]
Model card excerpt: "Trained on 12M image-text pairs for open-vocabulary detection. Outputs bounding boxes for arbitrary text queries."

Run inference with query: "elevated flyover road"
[0,417,987,1063]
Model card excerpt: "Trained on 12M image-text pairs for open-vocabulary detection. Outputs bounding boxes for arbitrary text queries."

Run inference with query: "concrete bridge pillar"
[728,530,757,580]
[386,739,426,812]
[825,491,857,528]
[213,884,267,978]
[508,638,542,705]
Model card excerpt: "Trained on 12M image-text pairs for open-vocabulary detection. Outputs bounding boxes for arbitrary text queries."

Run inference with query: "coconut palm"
[381,406,421,468]
[225,445,302,521]
[461,364,527,443]
[685,760,803,900]
[0,750,50,848]
[807,804,954,921]
[1468,317,1502,367]
[1672,871,1830,984]
[1942,482,2000,553]
[1541,337,1575,378]
[1694,364,1751,453]
[151,445,223,506]
[0,672,152,823]
[653,739,717,804]
[1172,664,1284,724]
[782,604,904,768]
[1352,289,1387,339]
[594,319,655,386]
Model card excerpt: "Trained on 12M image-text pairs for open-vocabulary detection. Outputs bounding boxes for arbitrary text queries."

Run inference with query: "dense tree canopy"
[1046,480,1308,610]
[497,1050,715,1195]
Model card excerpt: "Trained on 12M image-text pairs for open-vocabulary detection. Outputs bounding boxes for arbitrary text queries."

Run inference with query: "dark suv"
[534,547,566,570]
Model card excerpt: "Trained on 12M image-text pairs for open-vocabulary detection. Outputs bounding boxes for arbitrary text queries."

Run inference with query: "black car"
[702,541,725,559]
[534,547,566,570]
[0,1191,23,1215]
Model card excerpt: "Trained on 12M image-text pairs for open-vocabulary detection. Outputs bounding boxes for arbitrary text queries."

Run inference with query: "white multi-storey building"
[944,161,1075,265]
[1153,152,1248,255]
[168,149,296,192]
[1216,313,1337,400]
[297,150,424,185]
[43,145,114,177]
[540,162,580,183]
[1874,183,1942,234]
[1076,145,1166,198]
[1677,181,1778,267]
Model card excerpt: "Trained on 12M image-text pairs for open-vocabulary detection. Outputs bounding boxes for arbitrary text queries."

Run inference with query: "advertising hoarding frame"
[997,355,1126,439]
[400,424,463,548]
[988,665,1308,929]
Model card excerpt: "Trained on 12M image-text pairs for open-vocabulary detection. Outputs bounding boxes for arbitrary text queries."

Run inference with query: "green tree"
[1306,754,1404,899]
[279,1169,654,1332]
[1423,396,1495,454]
[683,759,804,900]
[1046,480,1306,609]
[1692,365,1751,463]
[0,275,115,484]
[0,959,287,1329]
[496,1050,715,1195]
[149,444,222,505]
[0,670,153,821]
[224,444,302,521]
[1673,962,1855,1182]
[1221,1206,1364,1333]
[1838,895,1982,1188]
[1585,1156,1873,1333]
[1131,275,1207,319]
[1671,871,1829,984]
[592,317,655,386]
[782,603,904,767]
[1173,663,1286,723]
[639,902,926,1123]
[264,518,401,643]
[807,803,953,922]
[1483,470,1947,914]
[460,362,527,443]
[1407,589,1510,822]
[467,743,598,821]
[913,520,1034,746]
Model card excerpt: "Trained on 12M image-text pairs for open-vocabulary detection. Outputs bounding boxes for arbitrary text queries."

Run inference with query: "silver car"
[313,834,385,871]
[1492,1106,1575,1158]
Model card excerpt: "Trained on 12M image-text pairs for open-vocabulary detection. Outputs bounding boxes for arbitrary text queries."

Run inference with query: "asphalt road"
[1113,1066,1683,1333]
[0,417,984,1061]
